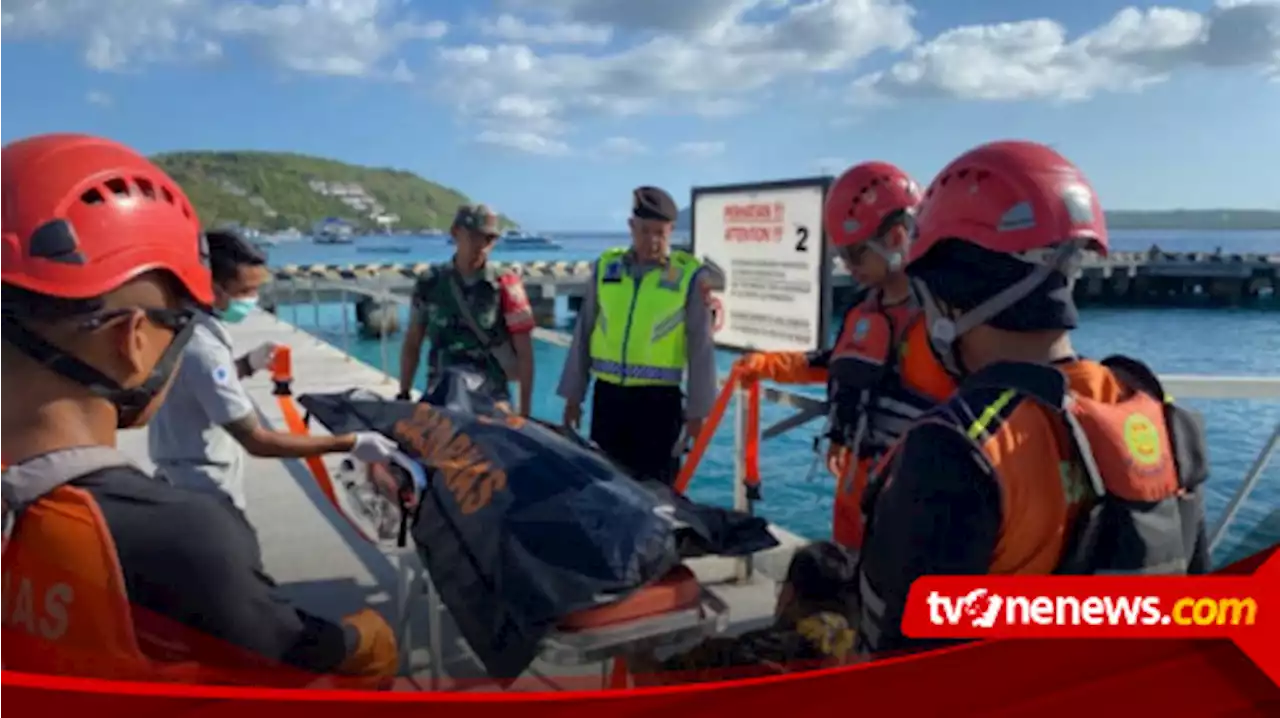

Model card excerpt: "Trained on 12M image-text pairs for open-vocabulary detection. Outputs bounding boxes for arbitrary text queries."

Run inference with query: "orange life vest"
[868,355,1208,576]
[827,286,955,460]
[827,286,955,549]
[1,447,210,681]
[1,447,338,686]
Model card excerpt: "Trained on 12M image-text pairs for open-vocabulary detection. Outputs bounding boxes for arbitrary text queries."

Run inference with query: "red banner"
[4,547,1278,716]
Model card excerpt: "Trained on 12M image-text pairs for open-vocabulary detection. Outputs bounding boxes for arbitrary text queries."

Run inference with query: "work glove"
[735,352,827,384]
[351,433,399,464]
[245,342,282,374]
[335,607,398,686]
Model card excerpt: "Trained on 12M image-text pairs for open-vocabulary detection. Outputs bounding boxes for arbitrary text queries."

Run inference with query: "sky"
[3,0,1279,231]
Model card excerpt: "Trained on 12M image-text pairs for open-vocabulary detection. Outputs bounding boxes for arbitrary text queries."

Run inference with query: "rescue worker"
[734,162,954,550]
[149,228,400,512]
[397,204,536,415]
[557,186,718,486]
[854,140,1211,658]
[632,541,859,684]
[1,133,398,686]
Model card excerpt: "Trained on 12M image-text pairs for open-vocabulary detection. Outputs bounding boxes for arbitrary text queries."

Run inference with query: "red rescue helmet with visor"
[906,140,1109,374]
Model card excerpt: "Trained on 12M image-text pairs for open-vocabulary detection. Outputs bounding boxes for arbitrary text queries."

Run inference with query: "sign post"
[689,177,834,354]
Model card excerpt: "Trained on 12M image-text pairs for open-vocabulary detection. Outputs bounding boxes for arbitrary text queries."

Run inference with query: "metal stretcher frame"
[269,356,737,690]
[390,546,732,691]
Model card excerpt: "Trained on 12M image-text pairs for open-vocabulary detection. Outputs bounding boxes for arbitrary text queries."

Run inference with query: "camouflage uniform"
[407,205,535,401]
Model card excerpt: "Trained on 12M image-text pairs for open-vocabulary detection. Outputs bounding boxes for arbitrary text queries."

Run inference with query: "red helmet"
[908,140,1108,265]
[824,161,922,249]
[2,133,213,306]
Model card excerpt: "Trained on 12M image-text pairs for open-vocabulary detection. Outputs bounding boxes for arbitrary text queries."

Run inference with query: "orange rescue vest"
[867,355,1209,576]
[2,447,209,681]
[826,285,954,461]
[1,447,338,685]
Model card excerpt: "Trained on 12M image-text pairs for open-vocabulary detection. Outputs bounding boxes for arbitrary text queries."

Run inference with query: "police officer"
[557,186,718,486]
[149,229,399,513]
[397,204,537,413]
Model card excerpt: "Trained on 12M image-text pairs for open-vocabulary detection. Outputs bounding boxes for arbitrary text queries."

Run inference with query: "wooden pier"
[263,250,1280,325]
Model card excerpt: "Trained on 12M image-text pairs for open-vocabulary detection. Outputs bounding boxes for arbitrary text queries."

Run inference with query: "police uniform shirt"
[555,250,719,420]
[148,312,256,511]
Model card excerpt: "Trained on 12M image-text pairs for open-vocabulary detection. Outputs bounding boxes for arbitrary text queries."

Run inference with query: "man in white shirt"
[149,229,398,512]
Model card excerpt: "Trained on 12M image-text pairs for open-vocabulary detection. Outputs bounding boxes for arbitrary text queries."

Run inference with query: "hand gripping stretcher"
[268,347,731,690]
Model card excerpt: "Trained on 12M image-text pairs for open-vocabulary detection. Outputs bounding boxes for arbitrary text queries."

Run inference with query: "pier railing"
[264,278,1279,576]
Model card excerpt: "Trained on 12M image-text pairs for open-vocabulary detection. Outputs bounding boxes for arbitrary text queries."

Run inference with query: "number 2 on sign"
[795,225,810,252]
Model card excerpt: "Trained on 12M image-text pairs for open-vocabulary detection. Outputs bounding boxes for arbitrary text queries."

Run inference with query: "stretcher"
[269,348,732,690]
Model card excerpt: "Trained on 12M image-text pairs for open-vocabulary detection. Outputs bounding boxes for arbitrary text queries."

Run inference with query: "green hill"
[151,151,515,232]
[675,206,1280,231]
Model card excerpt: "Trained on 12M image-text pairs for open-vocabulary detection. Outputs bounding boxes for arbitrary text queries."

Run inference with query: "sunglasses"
[76,305,198,333]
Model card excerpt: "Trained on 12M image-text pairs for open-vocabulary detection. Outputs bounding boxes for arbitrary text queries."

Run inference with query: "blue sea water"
[267,229,1280,568]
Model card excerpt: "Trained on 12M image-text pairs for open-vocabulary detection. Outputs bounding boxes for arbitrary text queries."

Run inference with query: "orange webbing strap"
[270,346,339,508]
[674,367,740,494]
[609,656,631,689]
[744,378,761,498]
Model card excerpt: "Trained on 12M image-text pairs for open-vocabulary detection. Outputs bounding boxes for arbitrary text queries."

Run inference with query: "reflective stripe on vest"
[589,247,700,387]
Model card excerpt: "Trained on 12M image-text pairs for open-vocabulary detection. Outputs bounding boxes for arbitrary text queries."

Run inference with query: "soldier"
[397,205,536,414]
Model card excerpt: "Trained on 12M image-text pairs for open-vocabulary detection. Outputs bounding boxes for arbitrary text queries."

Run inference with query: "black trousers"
[590,381,684,486]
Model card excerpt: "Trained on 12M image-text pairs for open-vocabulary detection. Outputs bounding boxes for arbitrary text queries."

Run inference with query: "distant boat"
[314,234,354,245]
[356,245,412,254]
[313,217,355,244]
[499,229,562,250]
[448,229,561,250]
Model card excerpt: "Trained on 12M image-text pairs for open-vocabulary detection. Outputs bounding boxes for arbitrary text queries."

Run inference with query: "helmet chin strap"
[866,239,905,272]
[0,317,196,429]
[914,242,1084,377]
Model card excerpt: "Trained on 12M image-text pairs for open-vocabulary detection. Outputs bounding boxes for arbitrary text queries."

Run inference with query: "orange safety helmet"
[2,133,212,306]
[908,140,1108,265]
[824,161,923,270]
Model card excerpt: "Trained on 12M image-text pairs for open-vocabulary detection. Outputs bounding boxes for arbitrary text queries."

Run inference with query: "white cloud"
[478,14,611,45]
[673,141,726,158]
[211,0,445,78]
[436,0,918,154]
[853,1,1280,104]
[85,90,113,107]
[8,0,1278,153]
[595,136,649,157]
[1,0,446,77]
[475,130,572,156]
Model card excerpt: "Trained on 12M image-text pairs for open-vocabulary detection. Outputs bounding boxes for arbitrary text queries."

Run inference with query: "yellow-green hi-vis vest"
[589,247,701,387]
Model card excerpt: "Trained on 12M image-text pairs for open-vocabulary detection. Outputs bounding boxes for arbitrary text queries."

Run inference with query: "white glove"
[351,432,399,463]
[246,342,281,373]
